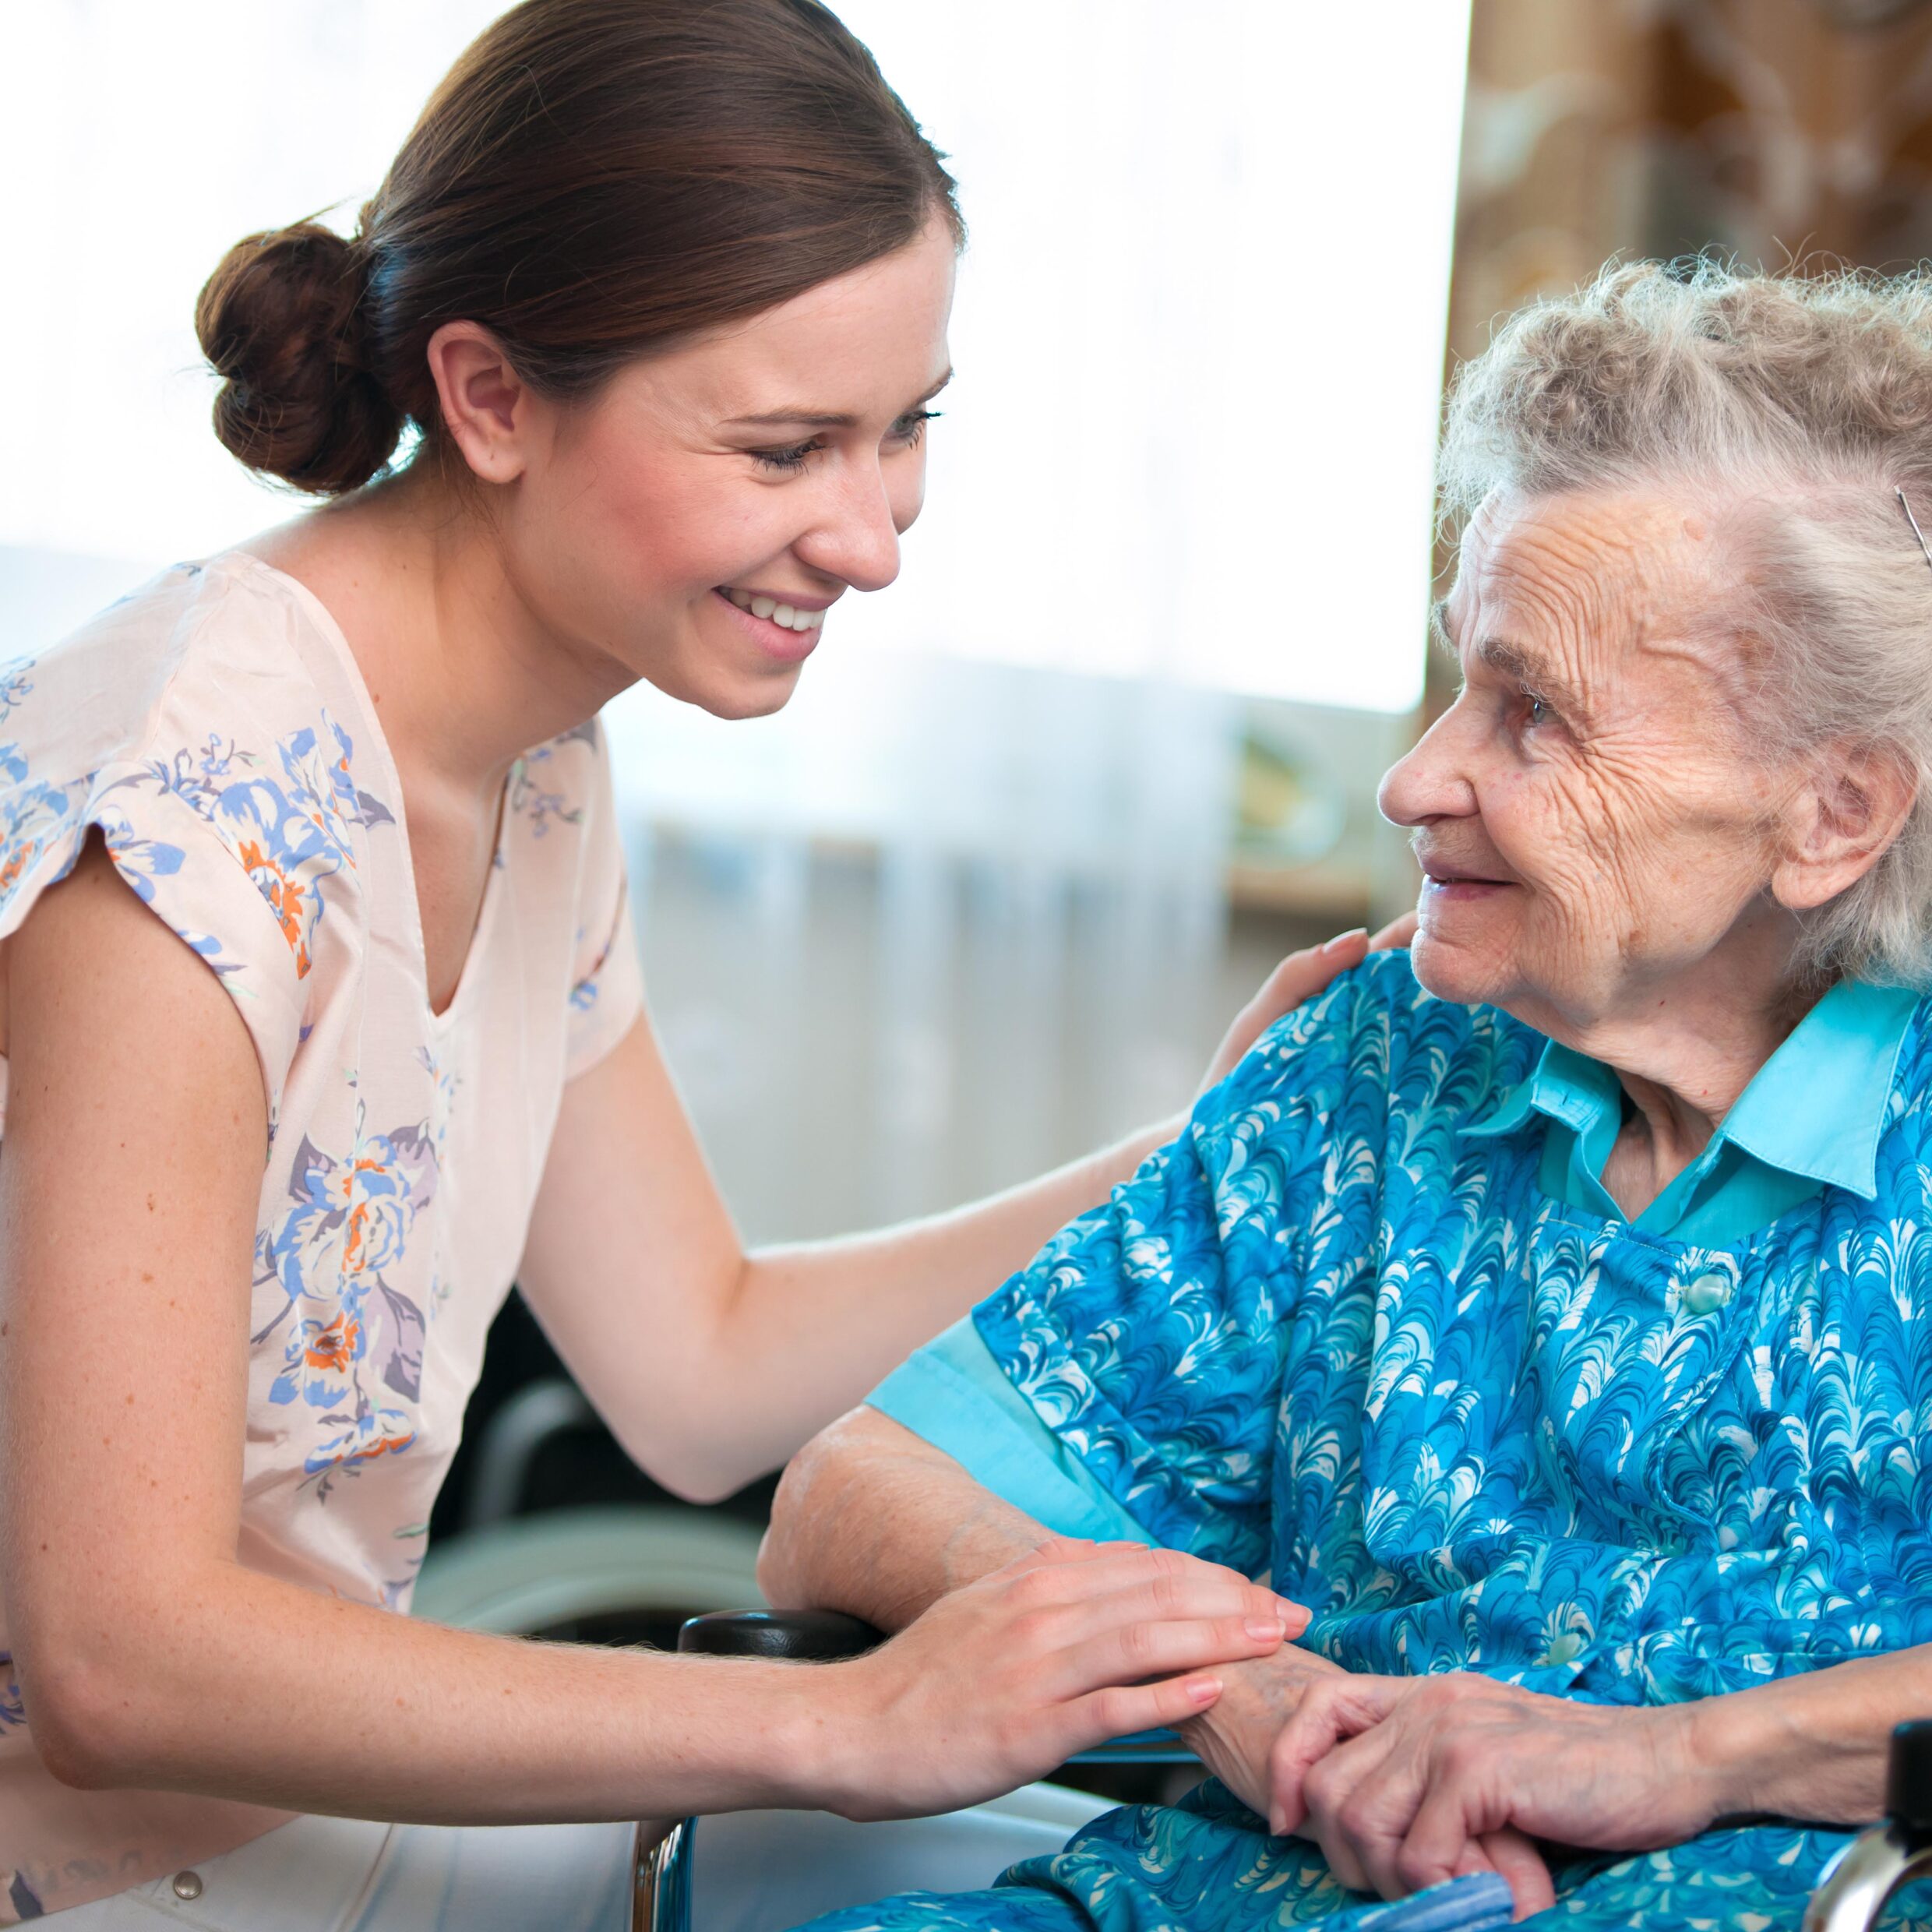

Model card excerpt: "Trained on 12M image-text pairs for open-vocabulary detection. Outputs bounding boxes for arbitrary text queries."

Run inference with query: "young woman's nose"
[795,464,903,594]
[1377,705,1480,828]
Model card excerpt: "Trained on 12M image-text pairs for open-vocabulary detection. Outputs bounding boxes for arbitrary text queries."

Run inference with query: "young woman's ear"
[425,321,538,484]
[1771,742,1918,912]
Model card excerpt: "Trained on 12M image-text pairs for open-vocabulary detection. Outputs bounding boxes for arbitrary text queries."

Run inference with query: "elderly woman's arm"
[1264,1652,1932,1912]
[765,1411,1555,1906]
[1691,1652,1932,1818]
[759,1407,1045,1628]
[763,1406,1332,1819]
[767,1416,1928,1916]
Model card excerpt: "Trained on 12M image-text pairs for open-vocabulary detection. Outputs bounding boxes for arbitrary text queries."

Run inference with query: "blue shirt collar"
[1463,979,1922,1202]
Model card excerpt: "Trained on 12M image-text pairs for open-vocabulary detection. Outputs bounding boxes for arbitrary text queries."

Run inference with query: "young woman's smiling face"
[455,213,957,720]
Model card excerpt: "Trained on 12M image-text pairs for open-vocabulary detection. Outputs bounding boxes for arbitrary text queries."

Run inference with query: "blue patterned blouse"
[823,954,1932,1932]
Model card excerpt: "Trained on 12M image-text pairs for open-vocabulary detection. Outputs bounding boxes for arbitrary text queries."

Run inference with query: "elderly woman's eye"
[1523,690,1553,728]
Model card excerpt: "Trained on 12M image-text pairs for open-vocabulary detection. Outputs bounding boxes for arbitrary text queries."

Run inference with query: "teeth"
[723,587,827,633]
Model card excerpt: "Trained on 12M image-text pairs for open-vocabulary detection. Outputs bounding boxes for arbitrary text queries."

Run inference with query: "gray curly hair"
[1437,259,1932,990]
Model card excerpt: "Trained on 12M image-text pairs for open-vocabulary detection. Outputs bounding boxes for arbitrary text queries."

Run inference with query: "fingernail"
[1188,1676,1222,1704]
[1245,1616,1289,1642]
[1321,928,1368,953]
[1268,1809,1287,1836]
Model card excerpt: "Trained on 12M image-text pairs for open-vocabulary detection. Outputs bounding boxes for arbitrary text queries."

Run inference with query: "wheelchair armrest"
[677,1607,885,1660]
[1888,1718,1932,1839]
[1793,1720,1932,1932]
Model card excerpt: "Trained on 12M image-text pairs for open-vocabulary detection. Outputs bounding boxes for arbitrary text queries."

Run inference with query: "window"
[5,1,1467,710]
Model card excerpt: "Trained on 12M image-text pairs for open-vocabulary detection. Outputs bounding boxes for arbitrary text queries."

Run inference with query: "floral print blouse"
[0,553,643,1920]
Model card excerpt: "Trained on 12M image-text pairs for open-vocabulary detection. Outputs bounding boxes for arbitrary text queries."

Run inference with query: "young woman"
[0,2,1386,1923]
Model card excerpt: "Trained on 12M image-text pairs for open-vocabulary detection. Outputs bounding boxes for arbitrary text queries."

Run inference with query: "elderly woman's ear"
[1769,743,1919,912]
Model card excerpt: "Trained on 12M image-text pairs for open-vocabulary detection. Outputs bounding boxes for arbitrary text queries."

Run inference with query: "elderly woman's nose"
[1377,716,1476,827]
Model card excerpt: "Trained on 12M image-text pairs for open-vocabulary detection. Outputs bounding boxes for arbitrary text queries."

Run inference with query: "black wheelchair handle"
[677,1608,885,1661]
[1887,1719,1932,1839]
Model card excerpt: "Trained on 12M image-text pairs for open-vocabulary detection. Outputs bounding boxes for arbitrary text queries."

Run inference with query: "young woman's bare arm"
[0,854,1289,1820]
[519,928,1401,1501]
[515,1009,1178,1504]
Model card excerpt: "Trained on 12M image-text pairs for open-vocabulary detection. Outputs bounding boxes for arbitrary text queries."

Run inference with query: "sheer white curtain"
[604,648,1238,1234]
[830,0,1468,708]
[0,1,1465,1236]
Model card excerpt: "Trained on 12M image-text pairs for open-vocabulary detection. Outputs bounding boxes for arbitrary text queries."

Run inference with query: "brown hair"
[195,0,962,496]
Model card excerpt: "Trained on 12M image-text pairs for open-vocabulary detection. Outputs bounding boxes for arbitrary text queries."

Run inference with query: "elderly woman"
[759,260,1932,1932]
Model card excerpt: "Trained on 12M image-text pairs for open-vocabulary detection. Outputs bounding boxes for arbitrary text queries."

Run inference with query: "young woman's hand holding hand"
[820,1538,1306,1821]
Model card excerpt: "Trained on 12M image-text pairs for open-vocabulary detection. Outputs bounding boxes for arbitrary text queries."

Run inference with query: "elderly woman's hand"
[1177,1645,1351,1821]
[1267,1672,1719,1918]
[1199,915,1416,1097]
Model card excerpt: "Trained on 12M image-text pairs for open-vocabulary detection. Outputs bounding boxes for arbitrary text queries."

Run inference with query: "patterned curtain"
[1457,0,1932,337]
[1428,0,1932,704]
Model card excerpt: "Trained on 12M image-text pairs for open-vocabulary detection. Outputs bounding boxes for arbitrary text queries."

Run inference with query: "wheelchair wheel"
[413,1503,765,1645]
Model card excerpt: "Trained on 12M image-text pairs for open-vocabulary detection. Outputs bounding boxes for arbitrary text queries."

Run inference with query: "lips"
[712,586,823,665]
[1416,847,1515,888]
[1416,852,1519,907]
[718,585,831,633]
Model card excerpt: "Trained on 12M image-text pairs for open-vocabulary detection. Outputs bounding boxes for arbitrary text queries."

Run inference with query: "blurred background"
[9,0,1932,1757]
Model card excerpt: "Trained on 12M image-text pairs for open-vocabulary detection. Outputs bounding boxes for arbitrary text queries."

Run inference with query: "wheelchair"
[629,1610,1932,1932]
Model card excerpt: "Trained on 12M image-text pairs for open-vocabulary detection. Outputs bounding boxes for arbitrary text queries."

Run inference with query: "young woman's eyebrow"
[722,368,953,431]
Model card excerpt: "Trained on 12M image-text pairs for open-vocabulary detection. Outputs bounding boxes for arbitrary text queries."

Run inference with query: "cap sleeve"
[0,750,311,1142]
[562,724,645,1081]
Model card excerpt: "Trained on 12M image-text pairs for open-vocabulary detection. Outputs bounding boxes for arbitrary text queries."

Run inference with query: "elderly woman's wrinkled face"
[1378,489,1796,1035]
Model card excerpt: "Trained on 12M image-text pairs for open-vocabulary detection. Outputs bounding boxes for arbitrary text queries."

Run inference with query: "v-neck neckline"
[221,551,510,1030]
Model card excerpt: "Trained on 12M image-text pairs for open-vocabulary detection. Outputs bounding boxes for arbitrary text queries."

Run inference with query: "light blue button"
[1682,1271,1732,1316]
[1542,1631,1585,1666]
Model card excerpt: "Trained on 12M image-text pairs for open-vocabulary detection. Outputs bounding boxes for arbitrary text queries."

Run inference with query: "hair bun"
[195,221,404,495]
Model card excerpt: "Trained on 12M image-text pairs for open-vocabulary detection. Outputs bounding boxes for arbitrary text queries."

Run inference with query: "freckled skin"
[1375,488,1879,1192]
